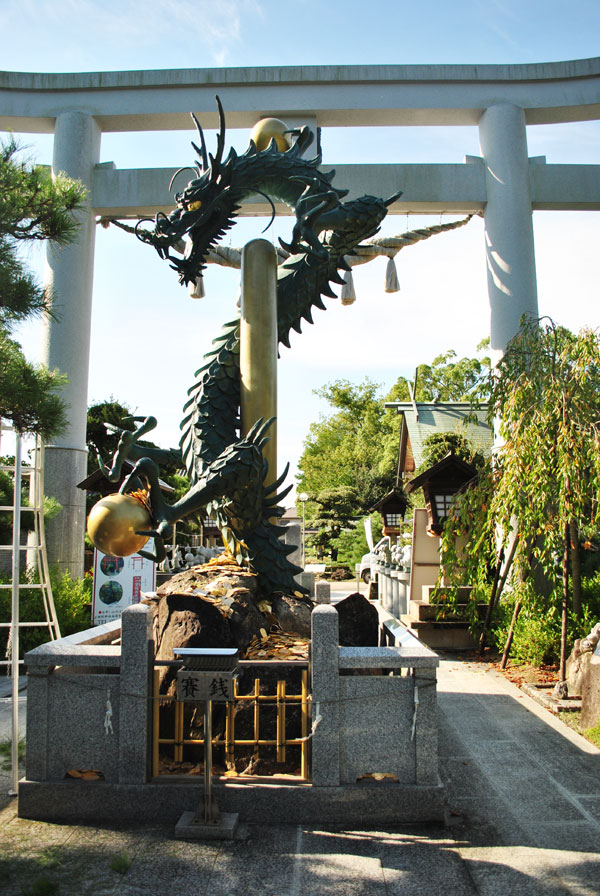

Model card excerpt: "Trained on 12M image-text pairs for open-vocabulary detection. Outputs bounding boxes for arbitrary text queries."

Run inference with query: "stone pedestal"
[580,651,600,730]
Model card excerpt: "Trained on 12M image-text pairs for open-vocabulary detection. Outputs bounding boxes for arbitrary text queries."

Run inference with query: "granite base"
[18,776,446,826]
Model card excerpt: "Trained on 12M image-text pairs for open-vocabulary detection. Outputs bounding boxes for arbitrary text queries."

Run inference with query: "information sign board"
[92,543,156,624]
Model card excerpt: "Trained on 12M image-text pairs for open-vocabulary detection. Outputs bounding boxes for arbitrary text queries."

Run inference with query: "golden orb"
[87,493,151,557]
[249,118,292,152]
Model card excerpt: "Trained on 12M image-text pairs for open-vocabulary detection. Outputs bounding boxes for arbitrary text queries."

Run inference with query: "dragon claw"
[138,536,166,564]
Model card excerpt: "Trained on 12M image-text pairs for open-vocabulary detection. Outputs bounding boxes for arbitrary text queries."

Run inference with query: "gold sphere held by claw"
[87,493,151,557]
[249,118,292,152]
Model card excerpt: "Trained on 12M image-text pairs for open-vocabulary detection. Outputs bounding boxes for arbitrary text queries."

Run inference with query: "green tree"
[297,344,491,515]
[385,341,491,404]
[297,378,400,516]
[306,485,358,562]
[86,399,137,472]
[0,139,85,439]
[85,399,195,541]
[297,344,491,564]
[334,511,384,572]
[420,431,486,471]
[440,319,600,678]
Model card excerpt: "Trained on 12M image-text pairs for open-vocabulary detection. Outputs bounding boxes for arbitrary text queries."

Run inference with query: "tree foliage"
[306,485,359,561]
[85,399,195,541]
[297,345,490,562]
[440,319,600,665]
[420,431,486,471]
[86,398,138,476]
[297,379,398,516]
[385,342,491,404]
[297,345,491,511]
[0,139,85,439]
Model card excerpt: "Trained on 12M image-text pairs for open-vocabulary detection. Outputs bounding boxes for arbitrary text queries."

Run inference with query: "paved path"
[437,658,600,895]
[0,660,598,895]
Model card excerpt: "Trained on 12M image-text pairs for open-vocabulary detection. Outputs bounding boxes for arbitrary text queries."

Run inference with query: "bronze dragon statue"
[90,98,400,599]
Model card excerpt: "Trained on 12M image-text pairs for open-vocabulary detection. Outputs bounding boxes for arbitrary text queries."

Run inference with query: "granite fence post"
[398,571,410,616]
[391,570,400,618]
[413,667,439,785]
[311,605,340,786]
[25,667,50,781]
[315,580,331,604]
[118,604,154,784]
[284,523,302,570]
[300,571,315,598]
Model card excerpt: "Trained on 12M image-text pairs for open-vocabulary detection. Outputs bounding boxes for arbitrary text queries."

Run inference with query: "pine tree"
[0,139,85,439]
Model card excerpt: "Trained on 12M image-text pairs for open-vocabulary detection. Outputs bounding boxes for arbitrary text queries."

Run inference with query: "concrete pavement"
[1,657,599,894]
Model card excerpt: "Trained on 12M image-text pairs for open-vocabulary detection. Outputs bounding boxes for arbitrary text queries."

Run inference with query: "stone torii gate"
[1,59,599,576]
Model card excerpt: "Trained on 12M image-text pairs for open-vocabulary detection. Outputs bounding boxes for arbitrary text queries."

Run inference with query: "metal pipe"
[204,699,213,821]
[10,435,22,796]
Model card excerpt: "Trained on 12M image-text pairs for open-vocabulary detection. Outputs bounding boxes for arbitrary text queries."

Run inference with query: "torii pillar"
[41,112,100,578]
[479,103,539,363]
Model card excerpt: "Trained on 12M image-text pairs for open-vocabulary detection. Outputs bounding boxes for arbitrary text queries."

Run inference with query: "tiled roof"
[386,402,493,472]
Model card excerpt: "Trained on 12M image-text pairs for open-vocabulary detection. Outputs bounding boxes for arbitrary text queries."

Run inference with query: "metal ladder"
[0,422,61,668]
[1,422,62,795]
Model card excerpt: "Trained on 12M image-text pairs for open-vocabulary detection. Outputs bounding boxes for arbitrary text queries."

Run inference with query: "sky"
[2,0,600,503]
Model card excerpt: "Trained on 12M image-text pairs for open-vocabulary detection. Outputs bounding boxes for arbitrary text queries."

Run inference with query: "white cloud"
[2,0,264,68]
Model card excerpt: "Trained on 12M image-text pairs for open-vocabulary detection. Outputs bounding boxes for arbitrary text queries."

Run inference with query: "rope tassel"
[189,275,205,299]
[385,256,400,293]
[340,269,356,306]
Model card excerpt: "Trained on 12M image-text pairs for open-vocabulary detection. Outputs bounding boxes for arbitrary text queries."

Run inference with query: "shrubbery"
[0,567,92,659]
[490,576,600,666]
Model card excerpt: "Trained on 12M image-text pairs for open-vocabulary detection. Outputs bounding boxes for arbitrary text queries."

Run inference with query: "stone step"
[421,585,473,603]
[409,599,488,621]
[400,615,477,650]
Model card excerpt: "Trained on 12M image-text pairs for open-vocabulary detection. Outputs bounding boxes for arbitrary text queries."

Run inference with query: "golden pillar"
[240,239,278,487]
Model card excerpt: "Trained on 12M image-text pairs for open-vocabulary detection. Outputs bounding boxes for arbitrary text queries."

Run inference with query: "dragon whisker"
[250,190,277,233]
[169,166,198,192]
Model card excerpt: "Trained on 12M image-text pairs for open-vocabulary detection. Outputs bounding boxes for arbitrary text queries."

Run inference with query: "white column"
[41,111,101,577]
[479,104,538,363]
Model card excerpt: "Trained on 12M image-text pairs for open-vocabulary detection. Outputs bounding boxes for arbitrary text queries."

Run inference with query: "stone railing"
[25,604,153,785]
[311,605,439,788]
[21,602,444,824]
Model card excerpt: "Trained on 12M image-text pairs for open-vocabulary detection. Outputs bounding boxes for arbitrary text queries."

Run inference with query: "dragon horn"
[190,112,209,170]
[169,166,199,192]
[210,95,226,182]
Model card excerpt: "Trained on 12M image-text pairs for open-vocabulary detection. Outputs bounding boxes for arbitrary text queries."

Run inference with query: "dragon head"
[141,97,240,286]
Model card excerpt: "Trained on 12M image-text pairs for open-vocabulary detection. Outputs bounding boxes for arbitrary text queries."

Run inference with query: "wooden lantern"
[370,488,409,536]
[405,452,477,536]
